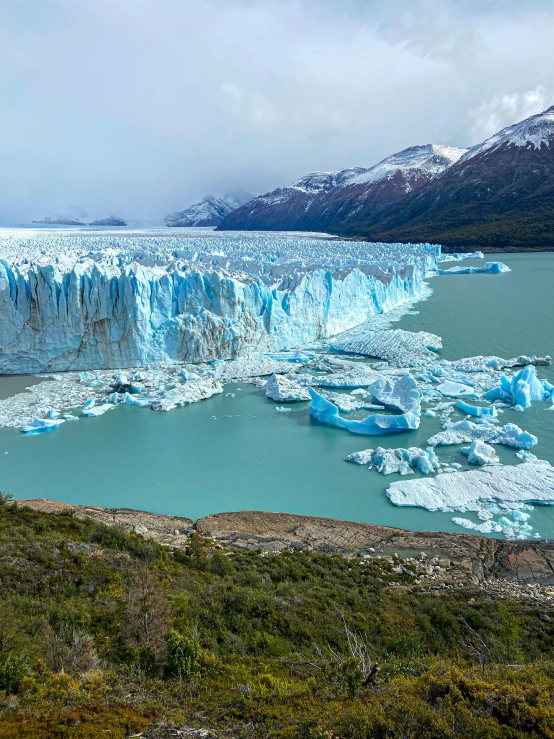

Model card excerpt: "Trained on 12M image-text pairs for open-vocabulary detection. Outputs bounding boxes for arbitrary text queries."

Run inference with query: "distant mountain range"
[32,215,127,227]
[165,192,252,227]
[217,106,554,249]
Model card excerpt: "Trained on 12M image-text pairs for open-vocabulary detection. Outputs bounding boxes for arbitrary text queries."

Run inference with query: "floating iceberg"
[0,232,438,373]
[213,354,297,381]
[436,261,510,275]
[82,403,114,417]
[386,460,554,512]
[346,446,440,475]
[309,386,420,436]
[297,365,381,389]
[456,400,497,418]
[366,374,421,414]
[436,380,480,400]
[21,417,66,434]
[427,419,537,450]
[265,374,310,402]
[484,365,550,408]
[330,329,442,367]
[321,392,384,413]
[461,440,499,465]
[150,378,223,411]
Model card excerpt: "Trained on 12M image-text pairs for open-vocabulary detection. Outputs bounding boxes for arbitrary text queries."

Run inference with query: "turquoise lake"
[1,251,553,538]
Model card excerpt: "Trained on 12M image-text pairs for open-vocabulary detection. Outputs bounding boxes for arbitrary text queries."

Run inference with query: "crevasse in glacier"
[0,231,439,373]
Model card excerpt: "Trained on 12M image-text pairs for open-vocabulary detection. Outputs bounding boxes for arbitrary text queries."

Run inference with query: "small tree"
[293,612,379,696]
[0,656,28,694]
[164,629,199,679]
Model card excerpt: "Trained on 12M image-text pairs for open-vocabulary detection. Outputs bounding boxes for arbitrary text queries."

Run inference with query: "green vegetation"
[0,498,553,737]
[340,189,554,250]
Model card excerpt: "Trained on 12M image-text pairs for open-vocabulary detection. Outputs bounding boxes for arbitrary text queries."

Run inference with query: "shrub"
[164,630,199,678]
[0,656,28,694]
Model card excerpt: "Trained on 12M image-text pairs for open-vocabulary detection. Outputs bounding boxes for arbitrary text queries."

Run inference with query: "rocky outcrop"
[15,501,554,595]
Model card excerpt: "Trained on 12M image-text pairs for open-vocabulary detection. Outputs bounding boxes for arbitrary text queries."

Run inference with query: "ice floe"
[265,374,311,403]
[461,440,499,465]
[427,419,538,450]
[150,378,223,411]
[386,460,554,512]
[436,380,480,400]
[346,446,440,475]
[436,261,511,275]
[330,328,442,367]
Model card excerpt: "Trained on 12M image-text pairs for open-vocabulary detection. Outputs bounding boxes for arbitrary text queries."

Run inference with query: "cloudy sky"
[1,0,553,223]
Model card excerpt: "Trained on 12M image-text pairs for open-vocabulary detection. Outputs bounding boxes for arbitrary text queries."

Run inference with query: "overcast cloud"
[0,0,553,223]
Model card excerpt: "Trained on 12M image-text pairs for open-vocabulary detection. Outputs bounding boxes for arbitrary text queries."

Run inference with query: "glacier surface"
[0,231,439,373]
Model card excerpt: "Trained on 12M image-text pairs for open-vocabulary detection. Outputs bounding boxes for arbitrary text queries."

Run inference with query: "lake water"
[1,251,553,538]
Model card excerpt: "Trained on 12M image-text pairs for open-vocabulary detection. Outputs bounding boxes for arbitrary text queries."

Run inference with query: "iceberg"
[366,374,421,414]
[427,419,537,450]
[0,232,438,373]
[484,365,549,408]
[436,261,510,275]
[330,328,442,367]
[297,365,381,389]
[265,374,311,403]
[82,403,114,417]
[346,446,440,475]
[456,400,497,418]
[309,387,420,436]
[461,440,499,465]
[21,417,66,434]
[386,460,554,512]
[436,380,480,400]
[150,378,223,411]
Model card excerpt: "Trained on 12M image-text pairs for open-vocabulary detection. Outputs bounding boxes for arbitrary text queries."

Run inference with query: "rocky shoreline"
[16,499,554,604]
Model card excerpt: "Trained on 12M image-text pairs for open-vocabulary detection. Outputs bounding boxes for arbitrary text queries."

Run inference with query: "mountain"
[89,216,127,226]
[217,168,367,231]
[31,216,85,226]
[165,192,253,227]
[340,106,554,249]
[218,146,465,232]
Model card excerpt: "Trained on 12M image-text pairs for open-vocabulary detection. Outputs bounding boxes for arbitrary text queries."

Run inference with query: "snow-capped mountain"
[165,192,252,227]
[218,168,367,231]
[343,105,554,249]
[218,147,464,232]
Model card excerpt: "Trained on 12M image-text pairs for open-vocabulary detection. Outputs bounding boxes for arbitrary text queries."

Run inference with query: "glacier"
[0,230,439,373]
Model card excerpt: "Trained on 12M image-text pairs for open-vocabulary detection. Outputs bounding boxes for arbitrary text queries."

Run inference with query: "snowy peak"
[289,167,368,193]
[345,144,467,188]
[462,105,554,162]
[165,191,252,227]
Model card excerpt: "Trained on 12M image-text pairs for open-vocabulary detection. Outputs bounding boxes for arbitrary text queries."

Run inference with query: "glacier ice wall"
[0,230,439,373]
